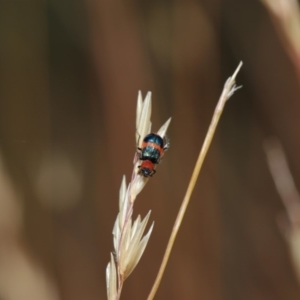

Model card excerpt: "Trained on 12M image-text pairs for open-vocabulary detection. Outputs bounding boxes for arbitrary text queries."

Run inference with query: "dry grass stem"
[146,61,243,300]
[264,138,300,283]
[264,138,300,225]
[106,92,171,300]
[261,0,300,78]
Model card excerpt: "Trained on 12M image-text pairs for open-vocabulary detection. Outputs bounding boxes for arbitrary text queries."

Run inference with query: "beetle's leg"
[136,130,142,147]
[137,148,143,160]
[151,169,156,176]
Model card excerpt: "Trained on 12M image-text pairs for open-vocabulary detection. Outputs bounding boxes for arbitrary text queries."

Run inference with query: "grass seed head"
[106,91,171,300]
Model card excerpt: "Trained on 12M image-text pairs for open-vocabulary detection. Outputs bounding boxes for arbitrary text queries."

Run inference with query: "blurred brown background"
[1,0,300,299]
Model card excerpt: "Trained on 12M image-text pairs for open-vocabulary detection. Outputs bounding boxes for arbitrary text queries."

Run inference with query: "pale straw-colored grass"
[107,61,242,299]
[261,0,300,79]
[147,61,243,300]
[262,0,300,284]
[106,92,171,300]
[264,138,300,284]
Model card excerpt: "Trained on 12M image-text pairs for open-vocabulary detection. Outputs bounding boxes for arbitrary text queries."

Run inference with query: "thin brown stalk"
[261,0,300,81]
[264,137,300,283]
[147,62,243,300]
[264,138,300,227]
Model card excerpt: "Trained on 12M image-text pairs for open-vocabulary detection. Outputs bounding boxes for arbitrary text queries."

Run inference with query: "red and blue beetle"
[137,133,169,177]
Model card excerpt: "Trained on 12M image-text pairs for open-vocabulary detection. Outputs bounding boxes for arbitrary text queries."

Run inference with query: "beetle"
[137,133,169,177]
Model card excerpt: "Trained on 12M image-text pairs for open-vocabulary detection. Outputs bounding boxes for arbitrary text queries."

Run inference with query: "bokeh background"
[1,0,300,299]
